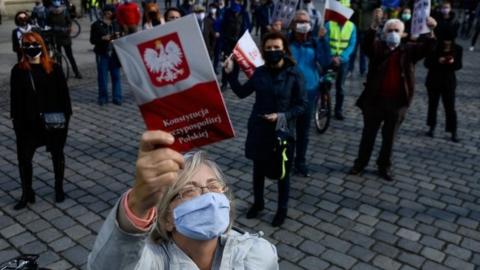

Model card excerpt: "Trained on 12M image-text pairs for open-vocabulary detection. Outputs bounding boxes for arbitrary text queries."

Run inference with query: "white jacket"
[88,201,279,270]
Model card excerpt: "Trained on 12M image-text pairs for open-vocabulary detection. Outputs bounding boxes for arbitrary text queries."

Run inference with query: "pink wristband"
[123,189,157,230]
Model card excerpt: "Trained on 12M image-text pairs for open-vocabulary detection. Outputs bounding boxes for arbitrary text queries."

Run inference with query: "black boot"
[272,207,287,227]
[53,154,66,203]
[426,127,434,137]
[451,131,459,143]
[246,203,264,219]
[14,189,35,210]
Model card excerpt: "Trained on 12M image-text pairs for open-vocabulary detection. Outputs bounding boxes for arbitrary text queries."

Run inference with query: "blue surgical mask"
[385,32,401,48]
[173,193,230,240]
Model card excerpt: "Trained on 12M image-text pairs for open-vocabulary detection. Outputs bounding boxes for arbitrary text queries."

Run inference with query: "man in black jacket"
[349,8,437,181]
[90,5,122,105]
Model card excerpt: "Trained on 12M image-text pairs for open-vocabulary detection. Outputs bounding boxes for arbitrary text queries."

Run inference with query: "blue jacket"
[324,21,357,63]
[289,36,331,94]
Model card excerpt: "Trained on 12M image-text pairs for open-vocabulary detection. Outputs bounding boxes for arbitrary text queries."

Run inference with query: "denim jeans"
[96,54,121,104]
[334,61,350,114]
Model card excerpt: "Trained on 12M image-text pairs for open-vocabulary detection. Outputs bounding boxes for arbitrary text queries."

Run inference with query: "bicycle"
[314,68,336,134]
[40,28,71,81]
[70,18,81,38]
[0,254,51,270]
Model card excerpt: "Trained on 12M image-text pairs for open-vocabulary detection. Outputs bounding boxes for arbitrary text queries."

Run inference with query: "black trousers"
[427,86,457,133]
[56,42,81,76]
[252,158,292,210]
[354,101,407,170]
[14,126,67,194]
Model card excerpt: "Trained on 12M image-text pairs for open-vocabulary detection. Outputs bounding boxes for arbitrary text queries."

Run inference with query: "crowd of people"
[7,0,476,268]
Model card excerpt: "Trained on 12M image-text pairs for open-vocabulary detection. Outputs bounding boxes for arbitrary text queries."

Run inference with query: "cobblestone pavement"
[1,20,480,270]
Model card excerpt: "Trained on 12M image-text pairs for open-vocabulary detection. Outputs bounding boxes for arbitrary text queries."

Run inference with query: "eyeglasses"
[173,179,227,201]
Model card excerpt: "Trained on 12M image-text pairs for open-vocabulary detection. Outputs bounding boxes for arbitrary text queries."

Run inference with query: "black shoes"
[113,100,122,106]
[349,166,364,176]
[272,208,287,227]
[426,128,434,137]
[294,165,310,177]
[14,190,35,210]
[451,132,459,143]
[378,168,394,181]
[246,204,264,219]
[334,113,345,120]
[74,73,83,79]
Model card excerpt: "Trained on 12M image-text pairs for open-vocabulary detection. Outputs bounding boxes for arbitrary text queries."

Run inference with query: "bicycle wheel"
[70,19,81,38]
[60,54,71,81]
[314,92,331,134]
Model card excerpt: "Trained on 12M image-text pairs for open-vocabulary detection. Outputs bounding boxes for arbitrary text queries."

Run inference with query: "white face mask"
[210,8,217,14]
[196,12,205,21]
[295,22,311,34]
[385,32,401,48]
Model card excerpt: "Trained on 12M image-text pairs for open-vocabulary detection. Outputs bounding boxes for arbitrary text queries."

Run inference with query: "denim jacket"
[87,201,279,270]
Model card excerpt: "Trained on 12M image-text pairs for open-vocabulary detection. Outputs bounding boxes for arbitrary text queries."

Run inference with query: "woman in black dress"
[10,32,72,210]
[224,31,307,226]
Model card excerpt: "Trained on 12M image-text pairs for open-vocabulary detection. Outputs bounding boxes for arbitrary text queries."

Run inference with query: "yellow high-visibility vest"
[329,21,354,56]
[339,0,351,8]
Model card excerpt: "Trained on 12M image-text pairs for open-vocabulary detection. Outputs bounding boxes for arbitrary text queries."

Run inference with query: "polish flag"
[324,0,354,25]
[113,15,235,152]
[232,31,264,78]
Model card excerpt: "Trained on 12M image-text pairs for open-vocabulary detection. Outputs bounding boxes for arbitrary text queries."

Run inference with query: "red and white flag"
[113,15,235,152]
[232,31,264,78]
[324,0,354,25]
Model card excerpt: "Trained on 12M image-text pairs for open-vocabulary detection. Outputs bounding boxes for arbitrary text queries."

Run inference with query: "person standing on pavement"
[203,3,220,60]
[349,9,437,181]
[32,1,49,28]
[10,32,72,210]
[289,10,331,177]
[116,0,141,34]
[256,0,275,38]
[219,0,251,90]
[433,0,460,41]
[12,11,40,62]
[47,0,83,78]
[142,2,163,29]
[469,3,480,51]
[424,34,462,142]
[223,32,308,226]
[324,11,357,120]
[90,4,123,105]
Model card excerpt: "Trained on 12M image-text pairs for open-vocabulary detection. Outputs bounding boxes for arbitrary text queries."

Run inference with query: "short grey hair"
[150,151,234,243]
[293,9,310,22]
[383,18,405,33]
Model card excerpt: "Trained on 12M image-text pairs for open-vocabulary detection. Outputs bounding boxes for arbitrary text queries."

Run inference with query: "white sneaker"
[469,46,475,51]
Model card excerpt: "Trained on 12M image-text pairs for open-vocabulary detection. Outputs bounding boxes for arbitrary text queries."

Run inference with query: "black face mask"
[264,50,284,65]
[24,46,42,58]
[148,11,157,18]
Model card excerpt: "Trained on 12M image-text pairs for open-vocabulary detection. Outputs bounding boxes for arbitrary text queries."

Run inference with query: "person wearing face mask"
[193,5,206,29]
[12,12,40,62]
[223,32,308,226]
[399,7,412,38]
[288,10,331,177]
[350,9,437,181]
[424,34,462,142]
[204,3,220,59]
[433,1,459,41]
[325,10,357,120]
[10,32,72,210]
[143,2,163,29]
[47,0,83,78]
[179,0,195,15]
[298,0,321,35]
[88,137,279,269]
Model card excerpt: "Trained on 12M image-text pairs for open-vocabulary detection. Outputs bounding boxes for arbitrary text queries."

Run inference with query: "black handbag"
[265,114,294,180]
[29,72,66,130]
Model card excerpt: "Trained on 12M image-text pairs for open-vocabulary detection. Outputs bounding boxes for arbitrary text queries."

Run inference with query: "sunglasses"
[22,42,41,48]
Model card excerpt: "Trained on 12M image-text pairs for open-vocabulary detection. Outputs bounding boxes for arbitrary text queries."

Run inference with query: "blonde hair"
[150,151,234,243]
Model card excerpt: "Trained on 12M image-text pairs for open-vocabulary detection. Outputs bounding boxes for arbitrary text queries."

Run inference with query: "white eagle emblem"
[143,40,184,83]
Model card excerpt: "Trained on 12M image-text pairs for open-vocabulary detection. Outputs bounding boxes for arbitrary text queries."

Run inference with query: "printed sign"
[272,0,299,29]
[411,0,431,37]
[113,15,235,152]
